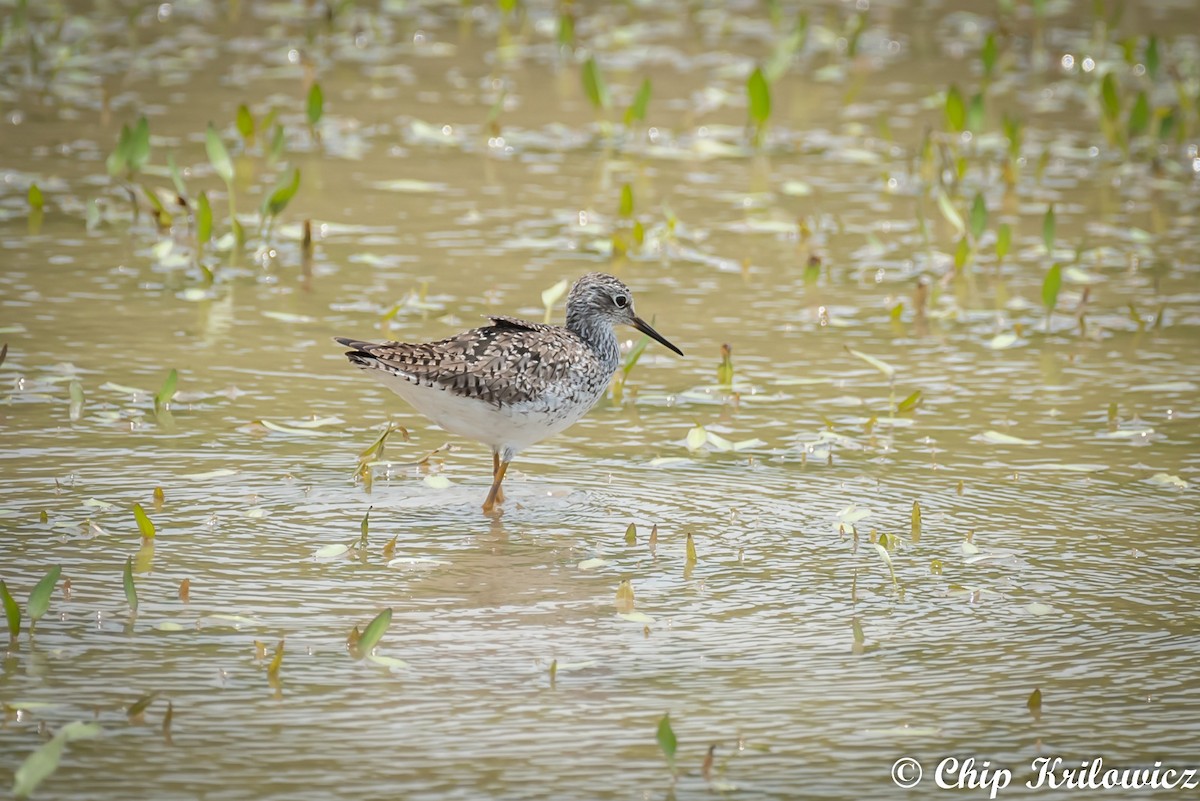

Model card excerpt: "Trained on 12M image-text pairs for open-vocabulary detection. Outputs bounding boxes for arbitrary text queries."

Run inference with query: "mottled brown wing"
[336,319,593,407]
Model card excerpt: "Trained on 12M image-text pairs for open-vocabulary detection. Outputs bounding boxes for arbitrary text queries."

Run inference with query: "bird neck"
[566,309,620,370]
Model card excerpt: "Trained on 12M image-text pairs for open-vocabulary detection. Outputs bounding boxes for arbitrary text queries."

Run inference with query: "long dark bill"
[631,316,684,356]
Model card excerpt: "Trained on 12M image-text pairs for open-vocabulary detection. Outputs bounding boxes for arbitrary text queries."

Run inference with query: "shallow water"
[2,1,1200,799]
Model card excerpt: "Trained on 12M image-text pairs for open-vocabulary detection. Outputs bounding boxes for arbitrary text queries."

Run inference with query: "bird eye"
[614,295,629,308]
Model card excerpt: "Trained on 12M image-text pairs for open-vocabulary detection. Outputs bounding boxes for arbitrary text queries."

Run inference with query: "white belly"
[366,370,602,457]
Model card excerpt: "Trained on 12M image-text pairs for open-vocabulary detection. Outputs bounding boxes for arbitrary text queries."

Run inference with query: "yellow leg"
[483,460,509,514]
[491,452,505,504]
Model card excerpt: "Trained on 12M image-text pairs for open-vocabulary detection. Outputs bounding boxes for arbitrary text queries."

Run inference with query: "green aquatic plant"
[27,182,42,210]
[236,103,255,145]
[747,65,770,147]
[944,85,966,134]
[12,721,102,799]
[581,56,609,112]
[656,713,678,777]
[261,166,301,238]
[996,222,1012,263]
[106,116,151,181]
[359,507,370,549]
[1042,204,1055,254]
[1,580,20,640]
[196,191,213,253]
[1042,263,1063,329]
[981,32,998,81]
[354,607,392,658]
[557,10,574,48]
[205,123,243,246]
[27,565,61,635]
[307,82,323,132]
[717,343,733,387]
[154,368,177,416]
[122,556,137,613]
[625,78,651,127]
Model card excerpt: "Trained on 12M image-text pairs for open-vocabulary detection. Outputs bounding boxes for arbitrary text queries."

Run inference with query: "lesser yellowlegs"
[335,272,683,514]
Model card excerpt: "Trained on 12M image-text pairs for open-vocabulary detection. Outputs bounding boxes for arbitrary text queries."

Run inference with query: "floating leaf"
[68,380,84,421]
[987,332,1019,350]
[685,533,698,563]
[845,346,895,379]
[1042,263,1063,313]
[356,607,392,657]
[312,543,350,561]
[617,611,653,624]
[625,522,637,545]
[132,503,156,540]
[625,78,652,126]
[581,57,609,111]
[27,565,61,631]
[1147,473,1187,488]
[979,430,1037,445]
[656,714,677,771]
[307,82,324,127]
[576,557,607,570]
[685,425,708,452]
[205,124,233,186]
[27,183,43,211]
[366,654,408,671]
[123,557,137,613]
[1,580,20,640]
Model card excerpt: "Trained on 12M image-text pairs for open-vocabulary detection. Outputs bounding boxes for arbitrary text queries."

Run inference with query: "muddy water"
[2,2,1199,799]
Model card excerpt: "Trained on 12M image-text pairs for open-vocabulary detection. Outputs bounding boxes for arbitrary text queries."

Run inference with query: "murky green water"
[3,1,1199,799]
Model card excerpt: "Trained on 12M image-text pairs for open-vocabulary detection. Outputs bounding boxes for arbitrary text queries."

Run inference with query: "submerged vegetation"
[1,0,1198,798]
